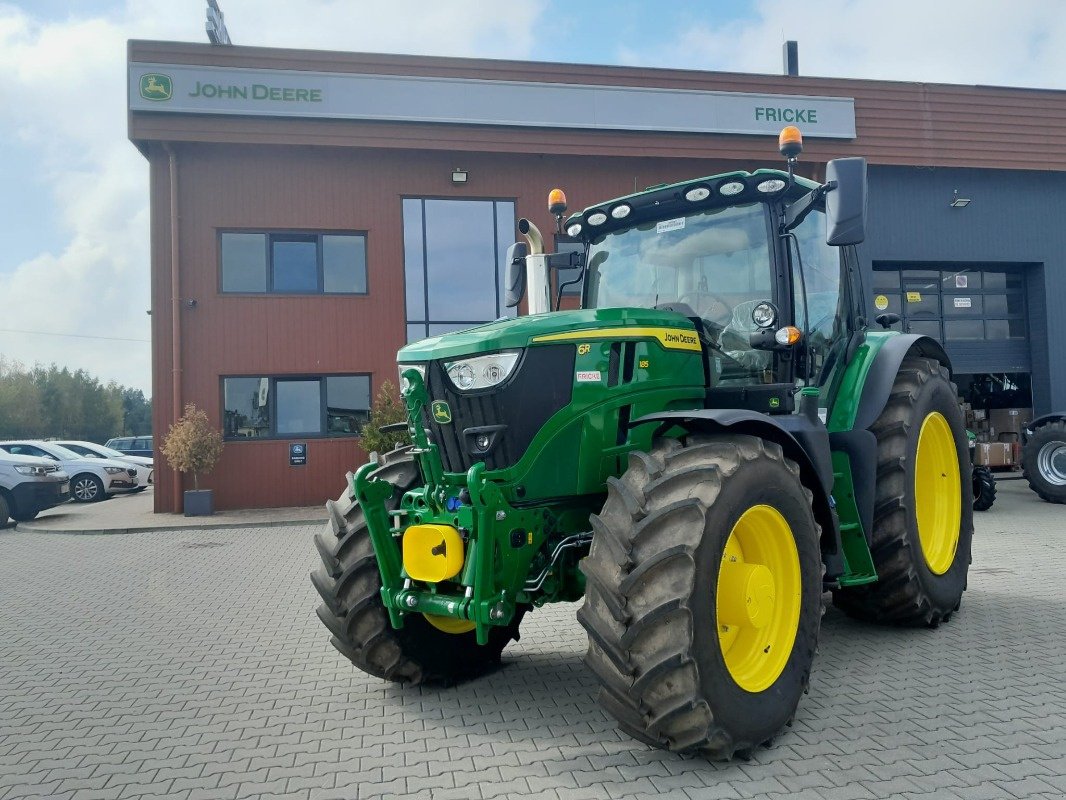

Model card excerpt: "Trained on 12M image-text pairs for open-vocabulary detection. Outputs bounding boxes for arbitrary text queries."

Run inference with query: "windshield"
[43,444,84,460]
[584,203,775,384]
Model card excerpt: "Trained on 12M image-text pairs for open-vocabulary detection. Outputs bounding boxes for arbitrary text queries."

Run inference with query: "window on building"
[222,375,371,439]
[871,265,1027,342]
[220,232,367,294]
[402,198,516,342]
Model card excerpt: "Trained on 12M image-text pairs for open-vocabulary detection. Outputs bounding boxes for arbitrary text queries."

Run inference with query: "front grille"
[423,345,575,473]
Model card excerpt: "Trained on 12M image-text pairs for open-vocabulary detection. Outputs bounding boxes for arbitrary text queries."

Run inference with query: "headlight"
[13,465,45,476]
[751,301,778,328]
[756,178,787,194]
[104,466,125,474]
[444,351,521,391]
[398,363,427,391]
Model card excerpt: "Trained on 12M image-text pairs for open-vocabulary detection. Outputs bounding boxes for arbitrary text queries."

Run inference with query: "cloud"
[0,0,547,394]
[615,0,1066,90]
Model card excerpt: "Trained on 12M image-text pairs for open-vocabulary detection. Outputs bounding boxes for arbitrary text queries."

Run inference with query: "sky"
[2,0,1065,395]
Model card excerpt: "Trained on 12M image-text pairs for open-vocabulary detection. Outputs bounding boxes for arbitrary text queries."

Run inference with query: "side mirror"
[504,241,528,308]
[825,157,867,246]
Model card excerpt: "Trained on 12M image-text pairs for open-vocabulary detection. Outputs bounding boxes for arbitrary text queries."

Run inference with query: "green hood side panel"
[397,307,697,362]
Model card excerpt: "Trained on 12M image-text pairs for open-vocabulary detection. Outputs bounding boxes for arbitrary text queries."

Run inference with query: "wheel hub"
[1037,442,1066,486]
[717,561,775,629]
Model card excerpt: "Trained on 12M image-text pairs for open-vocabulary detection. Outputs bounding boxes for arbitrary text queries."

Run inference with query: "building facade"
[128,40,1066,512]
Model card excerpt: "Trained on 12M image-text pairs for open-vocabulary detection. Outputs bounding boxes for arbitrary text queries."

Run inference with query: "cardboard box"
[974,442,1014,468]
[989,408,1032,439]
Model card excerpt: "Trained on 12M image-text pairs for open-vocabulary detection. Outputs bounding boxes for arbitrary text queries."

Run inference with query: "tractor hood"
[397,307,697,362]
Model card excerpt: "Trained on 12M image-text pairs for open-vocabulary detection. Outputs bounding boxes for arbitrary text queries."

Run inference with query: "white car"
[0,441,138,503]
[54,441,153,491]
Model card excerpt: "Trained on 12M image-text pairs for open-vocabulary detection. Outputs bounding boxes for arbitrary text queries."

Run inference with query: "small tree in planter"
[161,403,224,516]
[359,380,411,457]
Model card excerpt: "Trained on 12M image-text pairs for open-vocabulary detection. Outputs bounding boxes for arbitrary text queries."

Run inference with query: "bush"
[359,381,411,455]
[160,403,224,490]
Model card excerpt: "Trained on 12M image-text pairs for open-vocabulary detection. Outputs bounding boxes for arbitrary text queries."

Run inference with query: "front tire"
[972,465,996,511]
[311,447,524,684]
[1022,420,1066,504]
[834,356,973,626]
[71,474,104,503]
[578,434,822,759]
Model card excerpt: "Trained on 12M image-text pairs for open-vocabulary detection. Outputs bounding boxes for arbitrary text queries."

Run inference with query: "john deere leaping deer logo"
[139,73,173,101]
[430,401,452,425]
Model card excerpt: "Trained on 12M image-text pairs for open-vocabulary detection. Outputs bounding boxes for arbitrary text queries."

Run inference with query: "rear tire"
[1022,420,1066,504]
[311,447,524,684]
[834,357,973,626]
[972,465,996,511]
[578,433,822,759]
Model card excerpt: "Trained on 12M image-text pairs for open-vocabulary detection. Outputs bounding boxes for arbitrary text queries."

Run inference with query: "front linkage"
[352,367,586,645]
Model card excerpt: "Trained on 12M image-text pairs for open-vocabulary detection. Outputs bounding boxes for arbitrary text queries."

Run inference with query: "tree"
[0,358,147,441]
[160,404,224,490]
[359,381,411,455]
[122,388,152,435]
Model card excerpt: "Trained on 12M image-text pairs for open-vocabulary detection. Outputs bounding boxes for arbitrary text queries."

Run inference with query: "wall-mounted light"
[451,168,468,184]
[949,189,971,208]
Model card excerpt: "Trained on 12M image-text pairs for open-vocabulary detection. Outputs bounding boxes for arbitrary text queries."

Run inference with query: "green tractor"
[311,127,973,758]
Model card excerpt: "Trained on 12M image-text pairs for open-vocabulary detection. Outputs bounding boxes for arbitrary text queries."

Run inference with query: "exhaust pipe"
[517,218,550,314]
[518,218,544,254]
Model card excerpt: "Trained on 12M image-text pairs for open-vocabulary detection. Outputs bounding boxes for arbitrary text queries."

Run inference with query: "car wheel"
[71,474,105,503]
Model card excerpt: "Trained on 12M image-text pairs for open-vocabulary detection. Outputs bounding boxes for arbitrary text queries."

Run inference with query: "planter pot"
[184,489,214,517]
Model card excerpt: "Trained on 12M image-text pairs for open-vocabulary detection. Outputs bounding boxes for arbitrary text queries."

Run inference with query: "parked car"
[0,451,70,525]
[54,441,153,491]
[0,441,138,503]
[105,436,153,458]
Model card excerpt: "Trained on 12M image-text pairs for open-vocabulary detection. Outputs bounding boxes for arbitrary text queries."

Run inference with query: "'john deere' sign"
[129,62,856,138]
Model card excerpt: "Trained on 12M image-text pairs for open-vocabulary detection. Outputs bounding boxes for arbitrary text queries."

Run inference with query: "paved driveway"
[1,480,1064,800]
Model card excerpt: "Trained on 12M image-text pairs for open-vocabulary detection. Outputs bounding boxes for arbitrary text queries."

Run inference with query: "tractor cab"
[514,127,869,418]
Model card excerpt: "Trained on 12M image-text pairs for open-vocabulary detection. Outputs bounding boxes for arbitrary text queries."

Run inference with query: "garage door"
[870,266,1030,373]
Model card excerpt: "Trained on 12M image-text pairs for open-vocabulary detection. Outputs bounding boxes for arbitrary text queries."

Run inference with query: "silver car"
[0,441,138,502]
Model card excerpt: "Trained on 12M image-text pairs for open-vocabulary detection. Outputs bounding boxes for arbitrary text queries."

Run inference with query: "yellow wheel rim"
[716,504,801,693]
[914,411,962,575]
[422,614,475,634]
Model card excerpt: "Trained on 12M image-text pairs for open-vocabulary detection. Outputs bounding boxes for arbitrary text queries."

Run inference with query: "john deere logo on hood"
[431,401,452,424]
[139,73,173,101]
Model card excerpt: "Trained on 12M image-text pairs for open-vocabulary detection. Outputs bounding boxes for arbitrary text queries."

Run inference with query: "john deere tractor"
[311,128,973,758]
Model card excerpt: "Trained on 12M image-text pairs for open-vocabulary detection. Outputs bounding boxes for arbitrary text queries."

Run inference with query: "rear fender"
[631,409,842,578]
[833,333,952,544]
[1024,413,1066,440]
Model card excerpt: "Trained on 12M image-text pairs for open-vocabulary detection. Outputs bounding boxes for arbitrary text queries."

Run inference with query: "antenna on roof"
[206,0,233,45]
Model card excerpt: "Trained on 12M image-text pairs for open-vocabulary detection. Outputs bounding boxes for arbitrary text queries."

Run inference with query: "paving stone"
[1,484,1063,800]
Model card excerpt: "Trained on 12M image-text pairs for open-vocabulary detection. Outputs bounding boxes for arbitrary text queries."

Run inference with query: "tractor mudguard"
[852,334,949,431]
[1024,412,1066,439]
[631,408,842,578]
[832,333,950,547]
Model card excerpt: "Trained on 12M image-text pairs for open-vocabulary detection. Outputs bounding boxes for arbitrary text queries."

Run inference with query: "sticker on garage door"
[954,297,972,308]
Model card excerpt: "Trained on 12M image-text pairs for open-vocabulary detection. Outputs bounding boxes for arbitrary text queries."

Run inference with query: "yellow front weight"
[402,524,464,583]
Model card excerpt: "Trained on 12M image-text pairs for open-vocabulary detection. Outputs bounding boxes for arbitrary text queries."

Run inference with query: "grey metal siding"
[861,166,1066,414]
